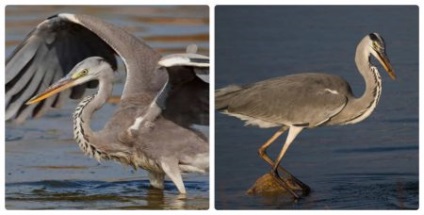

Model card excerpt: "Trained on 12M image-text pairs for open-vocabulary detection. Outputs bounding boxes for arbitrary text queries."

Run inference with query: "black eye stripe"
[369,33,385,49]
[369,33,379,41]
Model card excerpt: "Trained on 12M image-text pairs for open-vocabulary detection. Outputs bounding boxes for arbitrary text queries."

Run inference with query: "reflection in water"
[6,180,208,209]
[5,5,209,210]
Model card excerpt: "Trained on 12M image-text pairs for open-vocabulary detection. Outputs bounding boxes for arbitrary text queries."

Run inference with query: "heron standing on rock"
[215,33,395,198]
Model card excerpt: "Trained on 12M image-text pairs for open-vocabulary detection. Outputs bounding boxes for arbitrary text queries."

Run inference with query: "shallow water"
[5,5,209,210]
[215,6,418,209]
[6,179,208,209]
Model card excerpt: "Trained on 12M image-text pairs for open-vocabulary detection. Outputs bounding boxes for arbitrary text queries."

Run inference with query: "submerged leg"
[161,159,186,194]
[148,172,165,189]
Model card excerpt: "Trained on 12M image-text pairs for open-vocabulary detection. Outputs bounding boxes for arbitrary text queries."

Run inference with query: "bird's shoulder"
[102,92,155,133]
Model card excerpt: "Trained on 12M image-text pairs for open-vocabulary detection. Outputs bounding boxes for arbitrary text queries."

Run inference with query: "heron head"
[366,33,396,80]
[26,56,113,105]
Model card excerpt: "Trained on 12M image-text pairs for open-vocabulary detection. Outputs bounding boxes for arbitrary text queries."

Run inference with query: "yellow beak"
[377,51,396,80]
[26,78,75,105]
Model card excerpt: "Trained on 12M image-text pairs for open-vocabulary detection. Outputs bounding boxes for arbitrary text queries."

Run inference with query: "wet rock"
[246,172,303,196]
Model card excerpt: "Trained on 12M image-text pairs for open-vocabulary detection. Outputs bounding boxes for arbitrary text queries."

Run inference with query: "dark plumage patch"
[369,33,385,44]
[47,14,59,20]
[190,58,209,63]
[80,126,85,137]
[369,33,378,41]
[293,122,309,127]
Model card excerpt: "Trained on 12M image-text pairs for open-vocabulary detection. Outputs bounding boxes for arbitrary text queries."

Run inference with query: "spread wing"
[157,52,209,127]
[127,48,209,136]
[6,14,117,123]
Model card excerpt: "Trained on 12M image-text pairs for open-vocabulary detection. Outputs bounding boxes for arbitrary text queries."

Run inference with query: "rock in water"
[246,172,303,196]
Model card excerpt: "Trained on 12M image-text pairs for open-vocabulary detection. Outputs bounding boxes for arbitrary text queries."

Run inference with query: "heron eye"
[81,69,88,76]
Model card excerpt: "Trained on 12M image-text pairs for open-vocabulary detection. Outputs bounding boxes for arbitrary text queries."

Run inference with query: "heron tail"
[215,85,243,110]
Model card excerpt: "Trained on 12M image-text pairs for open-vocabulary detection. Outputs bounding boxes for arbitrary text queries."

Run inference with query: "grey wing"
[129,50,209,131]
[224,74,349,127]
[124,51,209,142]
[156,51,209,128]
[6,14,117,123]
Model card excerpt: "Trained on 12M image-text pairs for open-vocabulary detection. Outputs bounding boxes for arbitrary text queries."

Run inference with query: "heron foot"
[270,170,300,199]
[291,175,311,195]
[271,163,311,197]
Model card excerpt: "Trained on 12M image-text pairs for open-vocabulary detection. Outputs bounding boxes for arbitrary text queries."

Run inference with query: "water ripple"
[334,145,418,154]
[6,180,209,209]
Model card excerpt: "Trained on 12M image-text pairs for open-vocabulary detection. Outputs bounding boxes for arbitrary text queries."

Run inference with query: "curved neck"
[73,72,113,160]
[355,45,381,97]
[339,41,382,125]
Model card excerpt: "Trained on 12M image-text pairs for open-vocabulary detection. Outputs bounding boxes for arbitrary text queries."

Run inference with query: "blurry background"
[5,5,209,209]
[215,6,418,209]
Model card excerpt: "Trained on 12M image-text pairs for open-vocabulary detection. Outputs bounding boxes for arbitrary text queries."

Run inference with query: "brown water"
[5,5,209,210]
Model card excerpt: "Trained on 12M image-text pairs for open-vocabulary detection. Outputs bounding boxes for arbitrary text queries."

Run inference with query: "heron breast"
[132,153,162,172]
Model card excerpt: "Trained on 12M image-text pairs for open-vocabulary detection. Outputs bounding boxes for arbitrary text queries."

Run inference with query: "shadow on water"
[6,180,208,209]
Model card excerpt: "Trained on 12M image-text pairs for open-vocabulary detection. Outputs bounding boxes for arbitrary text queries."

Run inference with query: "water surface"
[215,6,418,209]
[5,5,209,210]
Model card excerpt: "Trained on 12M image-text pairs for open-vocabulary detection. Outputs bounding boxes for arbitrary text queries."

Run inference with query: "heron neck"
[73,72,113,160]
[341,44,382,125]
[355,45,381,95]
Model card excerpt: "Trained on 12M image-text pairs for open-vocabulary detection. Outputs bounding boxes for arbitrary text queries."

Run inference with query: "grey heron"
[215,33,396,198]
[6,13,209,194]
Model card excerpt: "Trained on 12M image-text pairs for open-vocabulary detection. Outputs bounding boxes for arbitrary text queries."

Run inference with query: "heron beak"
[377,51,396,80]
[26,77,76,105]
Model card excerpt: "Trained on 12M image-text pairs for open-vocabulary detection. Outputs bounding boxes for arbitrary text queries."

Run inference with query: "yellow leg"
[258,126,310,198]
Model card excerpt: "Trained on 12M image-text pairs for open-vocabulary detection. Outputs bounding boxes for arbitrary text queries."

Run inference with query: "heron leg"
[257,126,301,198]
[271,126,311,196]
[161,159,186,194]
[258,126,298,180]
[273,126,303,171]
[258,126,288,167]
[148,172,165,189]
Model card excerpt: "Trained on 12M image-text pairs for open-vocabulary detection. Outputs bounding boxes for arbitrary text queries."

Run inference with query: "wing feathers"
[6,14,117,122]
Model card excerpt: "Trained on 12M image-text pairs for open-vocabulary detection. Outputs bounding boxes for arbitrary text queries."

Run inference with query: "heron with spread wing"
[6,13,209,194]
[216,33,395,198]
